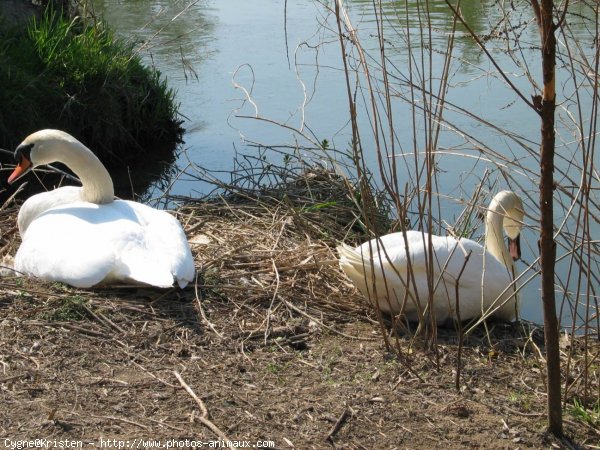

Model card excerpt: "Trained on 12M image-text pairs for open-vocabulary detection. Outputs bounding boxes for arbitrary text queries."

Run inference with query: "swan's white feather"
[338,230,519,323]
[15,198,194,288]
[16,186,82,235]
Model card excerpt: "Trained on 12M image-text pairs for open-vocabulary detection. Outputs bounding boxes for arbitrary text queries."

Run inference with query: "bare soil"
[0,180,598,449]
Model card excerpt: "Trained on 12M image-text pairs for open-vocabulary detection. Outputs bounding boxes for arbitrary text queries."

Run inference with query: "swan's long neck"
[484,198,513,269]
[48,140,114,204]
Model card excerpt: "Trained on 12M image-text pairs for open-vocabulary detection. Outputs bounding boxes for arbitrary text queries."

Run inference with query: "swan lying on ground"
[7,129,195,288]
[337,191,524,323]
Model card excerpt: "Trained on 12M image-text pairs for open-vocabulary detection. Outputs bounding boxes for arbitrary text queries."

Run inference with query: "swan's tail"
[337,243,373,294]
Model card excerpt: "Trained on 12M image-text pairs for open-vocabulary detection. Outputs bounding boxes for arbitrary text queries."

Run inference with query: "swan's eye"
[14,143,33,164]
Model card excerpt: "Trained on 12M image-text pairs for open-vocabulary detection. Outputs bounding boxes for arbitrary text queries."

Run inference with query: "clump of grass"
[0,7,182,166]
[38,295,92,321]
[507,390,534,412]
[568,398,600,428]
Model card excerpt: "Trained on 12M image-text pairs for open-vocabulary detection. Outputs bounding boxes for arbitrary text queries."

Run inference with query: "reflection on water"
[88,0,597,326]
[88,0,596,194]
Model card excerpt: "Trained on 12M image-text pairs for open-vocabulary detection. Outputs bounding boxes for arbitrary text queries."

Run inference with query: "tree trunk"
[536,0,563,437]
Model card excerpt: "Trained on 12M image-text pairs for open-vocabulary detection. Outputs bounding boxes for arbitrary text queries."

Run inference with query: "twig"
[563,418,600,437]
[282,298,373,341]
[81,303,126,334]
[193,272,224,339]
[149,289,175,305]
[264,259,281,344]
[325,405,351,442]
[91,415,148,429]
[30,321,108,339]
[0,373,32,384]
[235,324,307,340]
[146,417,186,432]
[454,250,472,391]
[131,361,178,389]
[173,371,230,442]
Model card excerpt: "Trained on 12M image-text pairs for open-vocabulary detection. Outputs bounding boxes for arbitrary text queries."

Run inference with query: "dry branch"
[173,371,230,441]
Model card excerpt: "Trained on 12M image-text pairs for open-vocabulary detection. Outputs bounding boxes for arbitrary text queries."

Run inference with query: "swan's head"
[488,190,525,261]
[7,129,81,184]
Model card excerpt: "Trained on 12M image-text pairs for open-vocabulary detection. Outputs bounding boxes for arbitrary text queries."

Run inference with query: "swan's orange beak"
[8,156,32,184]
[508,235,521,261]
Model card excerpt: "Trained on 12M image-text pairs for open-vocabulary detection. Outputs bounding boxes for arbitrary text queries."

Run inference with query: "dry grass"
[178,169,385,321]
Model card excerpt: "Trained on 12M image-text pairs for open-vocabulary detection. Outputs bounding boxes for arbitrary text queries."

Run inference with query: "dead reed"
[175,162,390,323]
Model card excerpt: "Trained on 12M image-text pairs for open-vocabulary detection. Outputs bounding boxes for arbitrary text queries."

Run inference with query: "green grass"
[568,397,600,428]
[0,7,182,165]
[300,201,338,213]
[265,362,282,374]
[507,390,534,412]
[38,295,91,321]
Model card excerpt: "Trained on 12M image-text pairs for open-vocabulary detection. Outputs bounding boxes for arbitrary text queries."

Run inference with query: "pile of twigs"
[177,167,380,319]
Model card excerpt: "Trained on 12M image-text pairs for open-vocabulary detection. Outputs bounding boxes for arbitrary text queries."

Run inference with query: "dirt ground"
[0,178,599,449]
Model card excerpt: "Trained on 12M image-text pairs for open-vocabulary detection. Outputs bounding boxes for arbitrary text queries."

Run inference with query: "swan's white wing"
[339,232,429,318]
[15,206,116,288]
[15,201,195,288]
[17,186,82,235]
[339,231,517,322]
[392,233,515,320]
[441,240,516,320]
[118,200,195,288]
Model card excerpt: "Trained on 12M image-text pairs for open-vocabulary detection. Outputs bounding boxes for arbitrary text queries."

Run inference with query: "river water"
[90,0,598,326]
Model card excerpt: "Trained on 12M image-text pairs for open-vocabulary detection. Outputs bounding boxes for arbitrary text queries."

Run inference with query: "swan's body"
[9,129,194,288]
[337,191,524,323]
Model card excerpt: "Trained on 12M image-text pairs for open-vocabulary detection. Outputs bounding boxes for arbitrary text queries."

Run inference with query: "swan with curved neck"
[337,191,524,323]
[8,129,195,289]
[9,129,114,204]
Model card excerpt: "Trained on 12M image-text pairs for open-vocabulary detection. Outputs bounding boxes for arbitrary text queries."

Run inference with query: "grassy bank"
[0,7,182,165]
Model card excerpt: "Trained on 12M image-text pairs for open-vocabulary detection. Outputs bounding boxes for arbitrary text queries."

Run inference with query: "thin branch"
[173,371,230,442]
[444,0,537,111]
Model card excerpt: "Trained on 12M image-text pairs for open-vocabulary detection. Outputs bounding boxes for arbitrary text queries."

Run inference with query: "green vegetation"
[507,390,534,412]
[568,398,600,428]
[38,295,91,321]
[265,362,282,374]
[0,7,182,166]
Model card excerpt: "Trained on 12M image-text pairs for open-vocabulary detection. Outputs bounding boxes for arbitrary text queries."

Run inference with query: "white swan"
[7,129,195,289]
[337,191,524,323]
